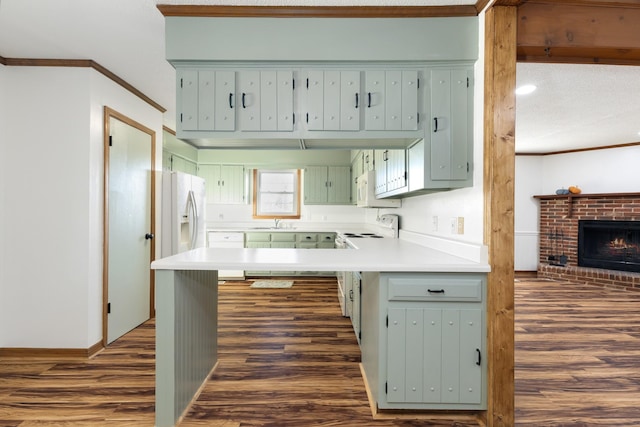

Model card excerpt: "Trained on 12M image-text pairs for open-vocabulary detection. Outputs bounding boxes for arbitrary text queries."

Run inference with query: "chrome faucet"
[274,219,281,229]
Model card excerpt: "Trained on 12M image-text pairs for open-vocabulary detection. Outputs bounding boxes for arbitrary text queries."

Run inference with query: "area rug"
[250,280,294,289]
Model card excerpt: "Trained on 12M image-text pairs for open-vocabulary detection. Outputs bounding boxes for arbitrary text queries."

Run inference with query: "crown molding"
[1,57,166,113]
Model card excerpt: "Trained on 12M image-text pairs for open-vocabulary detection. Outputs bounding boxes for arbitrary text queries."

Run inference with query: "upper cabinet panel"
[165,17,478,62]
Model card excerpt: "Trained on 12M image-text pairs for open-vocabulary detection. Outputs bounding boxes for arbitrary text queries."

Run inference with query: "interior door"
[106,114,153,344]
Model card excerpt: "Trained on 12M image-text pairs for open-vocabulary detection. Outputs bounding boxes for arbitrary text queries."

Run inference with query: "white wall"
[514,145,640,271]
[540,146,640,194]
[0,66,162,349]
[515,156,543,271]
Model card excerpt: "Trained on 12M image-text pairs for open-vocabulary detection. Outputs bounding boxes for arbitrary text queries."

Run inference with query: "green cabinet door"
[304,166,351,205]
[327,166,351,204]
[429,68,472,183]
[198,164,245,204]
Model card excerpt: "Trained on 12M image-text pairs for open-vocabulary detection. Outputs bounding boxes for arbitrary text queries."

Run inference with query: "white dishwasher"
[207,231,245,280]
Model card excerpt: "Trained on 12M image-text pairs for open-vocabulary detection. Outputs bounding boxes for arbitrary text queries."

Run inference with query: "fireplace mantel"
[534,192,640,200]
[534,192,640,217]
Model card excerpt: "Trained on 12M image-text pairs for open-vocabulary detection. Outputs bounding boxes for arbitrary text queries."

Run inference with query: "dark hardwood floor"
[514,277,640,426]
[1,276,639,426]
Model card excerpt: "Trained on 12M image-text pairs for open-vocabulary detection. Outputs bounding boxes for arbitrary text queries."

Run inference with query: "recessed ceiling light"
[515,84,537,95]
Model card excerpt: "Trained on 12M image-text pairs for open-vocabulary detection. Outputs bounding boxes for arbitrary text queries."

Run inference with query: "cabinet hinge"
[107,302,111,314]
[109,135,113,147]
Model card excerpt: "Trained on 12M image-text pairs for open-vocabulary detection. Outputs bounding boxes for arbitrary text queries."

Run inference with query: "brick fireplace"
[535,192,640,291]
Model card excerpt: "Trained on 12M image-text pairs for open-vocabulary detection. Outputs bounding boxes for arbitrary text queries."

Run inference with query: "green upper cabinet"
[305,70,361,131]
[177,68,295,134]
[198,164,245,204]
[364,70,420,131]
[408,67,473,194]
[304,166,351,205]
[430,68,470,181]
[168,154,197,175]
[178,69,236,132]
[374,149,407,197]
[237,70,295,132]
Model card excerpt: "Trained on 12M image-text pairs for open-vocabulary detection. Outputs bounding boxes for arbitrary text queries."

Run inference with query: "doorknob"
[145,233,154,240]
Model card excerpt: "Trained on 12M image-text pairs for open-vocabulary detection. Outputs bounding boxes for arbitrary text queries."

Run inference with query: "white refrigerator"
[161,171,206,257]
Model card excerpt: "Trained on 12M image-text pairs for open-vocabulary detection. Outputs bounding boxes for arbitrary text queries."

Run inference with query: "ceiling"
[1,0,638,154]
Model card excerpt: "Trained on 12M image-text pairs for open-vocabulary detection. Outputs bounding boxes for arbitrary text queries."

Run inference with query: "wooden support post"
[483,5,517,427]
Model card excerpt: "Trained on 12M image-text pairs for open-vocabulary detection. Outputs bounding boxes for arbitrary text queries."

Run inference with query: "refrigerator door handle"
[188,190,199,250]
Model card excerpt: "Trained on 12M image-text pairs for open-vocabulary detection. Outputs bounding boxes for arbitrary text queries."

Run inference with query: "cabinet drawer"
[317,233,336,243]
[297,233,317,242]
[245,232,270,242]
[271,232,296,242]
[208,232,244,243]
[388,278,482,302]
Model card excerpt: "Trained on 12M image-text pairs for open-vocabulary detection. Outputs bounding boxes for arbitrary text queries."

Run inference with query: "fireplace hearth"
[578,220,640,273]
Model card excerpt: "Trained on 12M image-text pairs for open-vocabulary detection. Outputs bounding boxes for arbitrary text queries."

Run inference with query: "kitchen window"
[252,169,301,219]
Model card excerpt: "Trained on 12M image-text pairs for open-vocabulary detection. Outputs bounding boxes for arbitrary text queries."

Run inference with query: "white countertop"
[151,237,490,273]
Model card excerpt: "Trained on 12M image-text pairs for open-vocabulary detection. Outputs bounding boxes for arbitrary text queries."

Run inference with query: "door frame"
[102,106,157,347]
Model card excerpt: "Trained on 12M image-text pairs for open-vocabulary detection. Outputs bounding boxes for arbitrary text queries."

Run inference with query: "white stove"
[335,214,399,316]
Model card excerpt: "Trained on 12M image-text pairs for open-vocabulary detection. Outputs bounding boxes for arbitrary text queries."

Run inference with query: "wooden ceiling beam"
[517,1,640,64]
[156,5,479,18]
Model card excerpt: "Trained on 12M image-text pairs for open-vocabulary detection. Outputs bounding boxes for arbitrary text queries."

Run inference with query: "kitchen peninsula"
[151,234,489,427]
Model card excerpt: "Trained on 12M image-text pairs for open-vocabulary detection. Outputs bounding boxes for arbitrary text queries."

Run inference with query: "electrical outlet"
[450,218,458,234]
[457,217,464,234]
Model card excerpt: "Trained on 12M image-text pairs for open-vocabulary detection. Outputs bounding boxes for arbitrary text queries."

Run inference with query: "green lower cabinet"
[361,272,487,411]
[243,232,335,276]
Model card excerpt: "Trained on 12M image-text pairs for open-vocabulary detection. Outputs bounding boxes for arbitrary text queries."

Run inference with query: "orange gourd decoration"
[568,186,581,194]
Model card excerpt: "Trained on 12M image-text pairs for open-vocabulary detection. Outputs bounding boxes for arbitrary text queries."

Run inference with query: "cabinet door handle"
[242,93,246,108]
[367,92,372,108]
[355,93,359,109]
[427,289,445,294]
[433,117,439,132]
[229,93,233,109]
[476,349,482,366]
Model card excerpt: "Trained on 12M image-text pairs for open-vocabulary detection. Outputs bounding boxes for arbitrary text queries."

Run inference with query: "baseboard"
[0,340,104,358]
[515,270,538,279]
